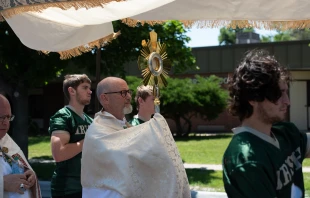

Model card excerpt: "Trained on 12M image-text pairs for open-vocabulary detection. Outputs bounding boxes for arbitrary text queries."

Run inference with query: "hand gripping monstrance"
[137,30,171,113]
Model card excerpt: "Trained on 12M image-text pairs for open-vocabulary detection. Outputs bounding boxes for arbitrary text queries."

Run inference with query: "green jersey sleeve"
[49,108,72,134]
[273,122,308,159]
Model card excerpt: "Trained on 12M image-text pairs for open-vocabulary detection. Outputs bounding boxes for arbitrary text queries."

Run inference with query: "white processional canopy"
[1,0,310,58]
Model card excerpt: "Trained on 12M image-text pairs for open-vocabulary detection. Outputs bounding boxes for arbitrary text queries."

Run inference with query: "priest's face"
[105,79,132,120]
[0,95,12,139]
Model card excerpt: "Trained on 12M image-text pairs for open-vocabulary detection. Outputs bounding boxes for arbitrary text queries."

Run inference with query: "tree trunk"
[181,115,192,136]
[95,48,101,112]
[11,84,29,158]
[174,114,184,137]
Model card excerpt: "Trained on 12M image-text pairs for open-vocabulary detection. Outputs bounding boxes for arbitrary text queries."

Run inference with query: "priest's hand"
[24,169,36,188]
[3,174,30,194]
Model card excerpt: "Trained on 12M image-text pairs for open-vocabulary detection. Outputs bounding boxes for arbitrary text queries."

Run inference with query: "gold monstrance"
[137,30,171,113]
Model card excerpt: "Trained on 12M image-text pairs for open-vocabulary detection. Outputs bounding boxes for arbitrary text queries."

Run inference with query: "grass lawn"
[29,135,310,166]
[28,134,234,163]
[29,136,52,160]
[175,134,232,164]
[28,135,310,194]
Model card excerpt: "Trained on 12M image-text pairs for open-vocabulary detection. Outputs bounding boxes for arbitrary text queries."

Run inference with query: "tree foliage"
[126,75,229,136]
[218,28,236,45]
[0,23,68,87]
[0,21,69,157]
[267,29,310,42]
[217,27,310,44]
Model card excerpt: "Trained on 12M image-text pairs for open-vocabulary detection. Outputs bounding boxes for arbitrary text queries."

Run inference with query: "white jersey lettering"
[276,147,302,190]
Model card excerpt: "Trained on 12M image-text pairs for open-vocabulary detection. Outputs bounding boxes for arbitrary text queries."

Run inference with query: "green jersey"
[48,106,93,196]
[223,122,308,198]
[129,117,145,126]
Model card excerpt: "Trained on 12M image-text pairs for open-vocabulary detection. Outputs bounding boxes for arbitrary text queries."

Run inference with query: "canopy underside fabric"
[125,0,310,29]
[1,0,174,59]
[1,0,310,58]
[4,12,119,59]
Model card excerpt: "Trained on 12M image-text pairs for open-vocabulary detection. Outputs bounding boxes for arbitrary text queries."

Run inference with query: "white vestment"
[81,112,191,198]
[0,134,41,198]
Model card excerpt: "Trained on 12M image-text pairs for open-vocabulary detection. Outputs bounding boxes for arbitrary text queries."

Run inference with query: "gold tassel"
[42,31,120,59]
[122,18,310,30]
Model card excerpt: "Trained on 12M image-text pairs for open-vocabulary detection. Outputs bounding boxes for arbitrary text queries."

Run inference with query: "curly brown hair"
[228,49,291,121]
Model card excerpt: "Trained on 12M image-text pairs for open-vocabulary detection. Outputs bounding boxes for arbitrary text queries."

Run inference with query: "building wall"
[289,71,310,131]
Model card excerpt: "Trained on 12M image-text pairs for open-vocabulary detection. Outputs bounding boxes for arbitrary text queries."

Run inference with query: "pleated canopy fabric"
[0,0,174,59]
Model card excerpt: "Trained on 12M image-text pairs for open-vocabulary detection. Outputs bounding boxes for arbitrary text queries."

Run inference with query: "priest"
[81,77,190,198]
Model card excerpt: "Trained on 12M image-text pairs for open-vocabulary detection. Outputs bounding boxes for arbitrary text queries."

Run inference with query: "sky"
[185,28,278,48]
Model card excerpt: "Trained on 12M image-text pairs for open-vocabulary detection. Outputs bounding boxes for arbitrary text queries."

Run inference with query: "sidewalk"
[36,162,310,198]
[184,163,310,172]
[31,159,310,172]
[184,163,223,171]
[38,181,228,198]
[36,162,228,198]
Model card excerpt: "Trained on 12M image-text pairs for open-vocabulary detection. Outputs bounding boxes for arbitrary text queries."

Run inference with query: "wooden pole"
[95,48,101,112]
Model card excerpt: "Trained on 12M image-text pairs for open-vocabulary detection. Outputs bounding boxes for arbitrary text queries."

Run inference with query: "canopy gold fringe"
[122,18,310,30]
[42,31,121,59]
[0,0,125,21]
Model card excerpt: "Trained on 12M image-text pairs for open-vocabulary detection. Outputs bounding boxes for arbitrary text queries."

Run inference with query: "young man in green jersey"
[49,74,93,198]
[222,49,310,198]
[130,85,155,126]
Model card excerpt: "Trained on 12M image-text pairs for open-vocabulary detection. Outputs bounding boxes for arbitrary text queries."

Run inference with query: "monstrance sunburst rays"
[137,30,172,112]
[138,31,171,87]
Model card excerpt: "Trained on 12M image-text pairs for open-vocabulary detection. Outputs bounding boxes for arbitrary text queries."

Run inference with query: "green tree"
[127,75,229,137]
[72,20,197,77]
[218,28,236,45]
[273,31,292,41]
[0,22,69,157]
[261,29,310,42]
[260,35,273,42]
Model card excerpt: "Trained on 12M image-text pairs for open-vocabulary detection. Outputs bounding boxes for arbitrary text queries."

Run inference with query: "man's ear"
[100,94,108,104]
[248,100,256,107]
[68,87,76,95]
[138,97,144,105]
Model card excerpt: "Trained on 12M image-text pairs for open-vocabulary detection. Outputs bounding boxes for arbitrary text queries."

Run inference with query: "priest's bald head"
[0,94,13,139]
[96,77,133,120]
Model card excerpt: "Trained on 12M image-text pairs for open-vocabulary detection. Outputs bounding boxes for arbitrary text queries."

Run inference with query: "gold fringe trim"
[0,0,125,21]
[122,18,310,30]
[42,30,121,59]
